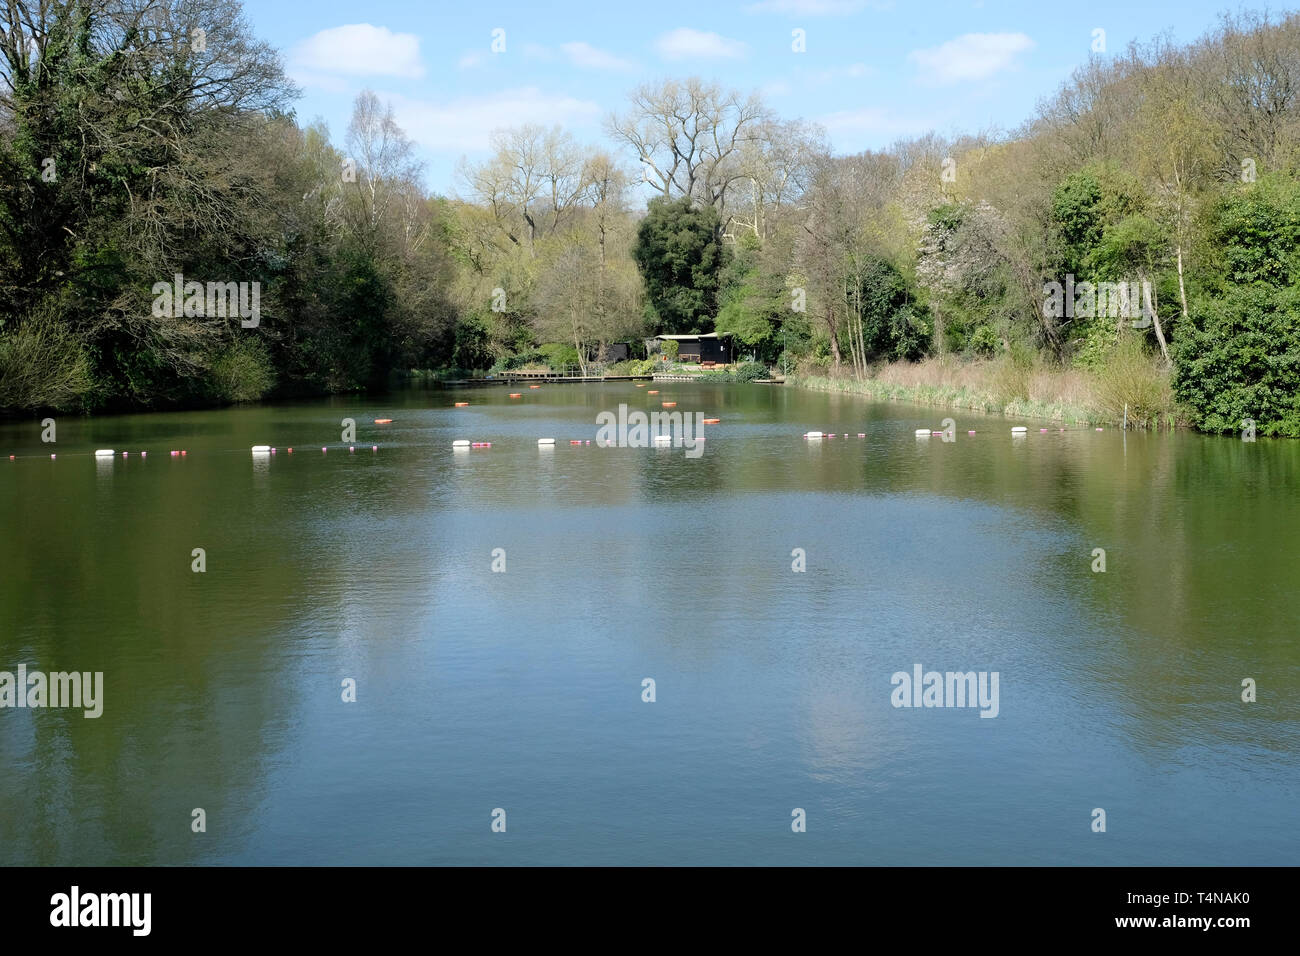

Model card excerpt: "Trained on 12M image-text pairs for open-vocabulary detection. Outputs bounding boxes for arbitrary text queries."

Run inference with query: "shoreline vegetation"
[1,6,1298,437]
[789,371,1109,427]
[787,347,1182,430]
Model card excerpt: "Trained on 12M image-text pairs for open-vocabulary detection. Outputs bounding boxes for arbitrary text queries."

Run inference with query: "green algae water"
[1,382,1296,865]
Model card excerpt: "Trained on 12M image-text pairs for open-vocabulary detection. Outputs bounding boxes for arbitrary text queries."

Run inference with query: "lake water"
[1,382,1297,865]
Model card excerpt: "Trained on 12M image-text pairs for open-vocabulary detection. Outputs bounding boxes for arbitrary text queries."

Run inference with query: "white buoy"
[452,440,471,448]
[653,434,672,444]
[94,449,115,457]
[1011,427,1027,434]
[803,431,824,439]
[251,445,271,453]
[914,429,931,437]
[537,438,555,445]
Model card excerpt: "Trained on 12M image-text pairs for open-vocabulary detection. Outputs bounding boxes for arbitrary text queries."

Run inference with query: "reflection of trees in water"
[0,440,442,864]
[914,429,1300,751]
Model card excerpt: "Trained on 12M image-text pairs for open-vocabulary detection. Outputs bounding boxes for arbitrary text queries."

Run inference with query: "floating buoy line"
[7,414,1095,463]
[5,443,379,462]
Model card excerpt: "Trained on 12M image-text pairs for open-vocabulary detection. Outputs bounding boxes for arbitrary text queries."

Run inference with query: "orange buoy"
[662,402,676,407]
[454,402,469,407]
[374,418,393,424]
[509,393,522,398]
[529,385,541,389]
[703,418,720,424]
[648,390,659,394]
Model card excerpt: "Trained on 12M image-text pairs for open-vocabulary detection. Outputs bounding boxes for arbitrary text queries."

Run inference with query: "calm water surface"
[1,382,1296,864]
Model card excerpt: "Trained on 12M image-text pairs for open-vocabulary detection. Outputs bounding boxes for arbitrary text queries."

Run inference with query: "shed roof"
[652,333,731,340]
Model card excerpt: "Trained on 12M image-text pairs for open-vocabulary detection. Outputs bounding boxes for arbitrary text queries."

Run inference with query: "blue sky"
[240,0,1267,197]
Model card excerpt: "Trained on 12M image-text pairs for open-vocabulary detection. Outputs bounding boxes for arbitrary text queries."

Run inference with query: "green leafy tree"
[1173,175,1300,436]
[632,197,725,334]
[1173,285,1300,437]
[715,235,784,359]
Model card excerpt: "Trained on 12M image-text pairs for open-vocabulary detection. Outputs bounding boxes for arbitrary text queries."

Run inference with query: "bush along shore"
[787,346,1185,430]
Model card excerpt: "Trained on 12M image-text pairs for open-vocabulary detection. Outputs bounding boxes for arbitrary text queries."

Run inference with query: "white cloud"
[908,32,1034,85]
[654,28,747,60]
[289,24,424,80]
[458,51,484,70]
[561,41,636,72]
[381,88,602,153]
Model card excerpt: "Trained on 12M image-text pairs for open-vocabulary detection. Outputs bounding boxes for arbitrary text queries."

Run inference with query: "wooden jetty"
[440,369,653,387]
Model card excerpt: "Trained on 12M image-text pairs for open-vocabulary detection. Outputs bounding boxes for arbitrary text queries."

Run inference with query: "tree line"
[2,2,1298,435]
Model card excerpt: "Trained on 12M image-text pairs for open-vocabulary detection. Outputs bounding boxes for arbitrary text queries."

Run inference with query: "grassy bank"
[787,350,1185,429]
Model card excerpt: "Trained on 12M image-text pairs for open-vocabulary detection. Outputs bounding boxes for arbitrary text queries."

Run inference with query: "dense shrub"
[208,339,275,403]
[1202,176,1300,287]
[1173,285,1300,437]
[1093,334,1176,429]
[1173,175,1300,437]
[969,325,1000,358]
[452,313,495,371]
[889,304,932,361]
[538,343,580,369]
[731,361,770,382]
[604,358,656,376]
[0,314,95,411]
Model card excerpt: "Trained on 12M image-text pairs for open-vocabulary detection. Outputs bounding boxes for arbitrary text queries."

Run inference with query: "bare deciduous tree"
[345,89,423,252]
[606,77,771,229]
[459,124,586,255]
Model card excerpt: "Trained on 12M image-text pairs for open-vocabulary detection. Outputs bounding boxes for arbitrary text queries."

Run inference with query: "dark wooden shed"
[648,334,734,364]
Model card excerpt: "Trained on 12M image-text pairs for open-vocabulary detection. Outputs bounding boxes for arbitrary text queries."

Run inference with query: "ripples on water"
[0,383,1296,864]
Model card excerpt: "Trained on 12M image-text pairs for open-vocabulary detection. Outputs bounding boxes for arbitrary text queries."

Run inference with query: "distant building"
[645,333,734,364]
